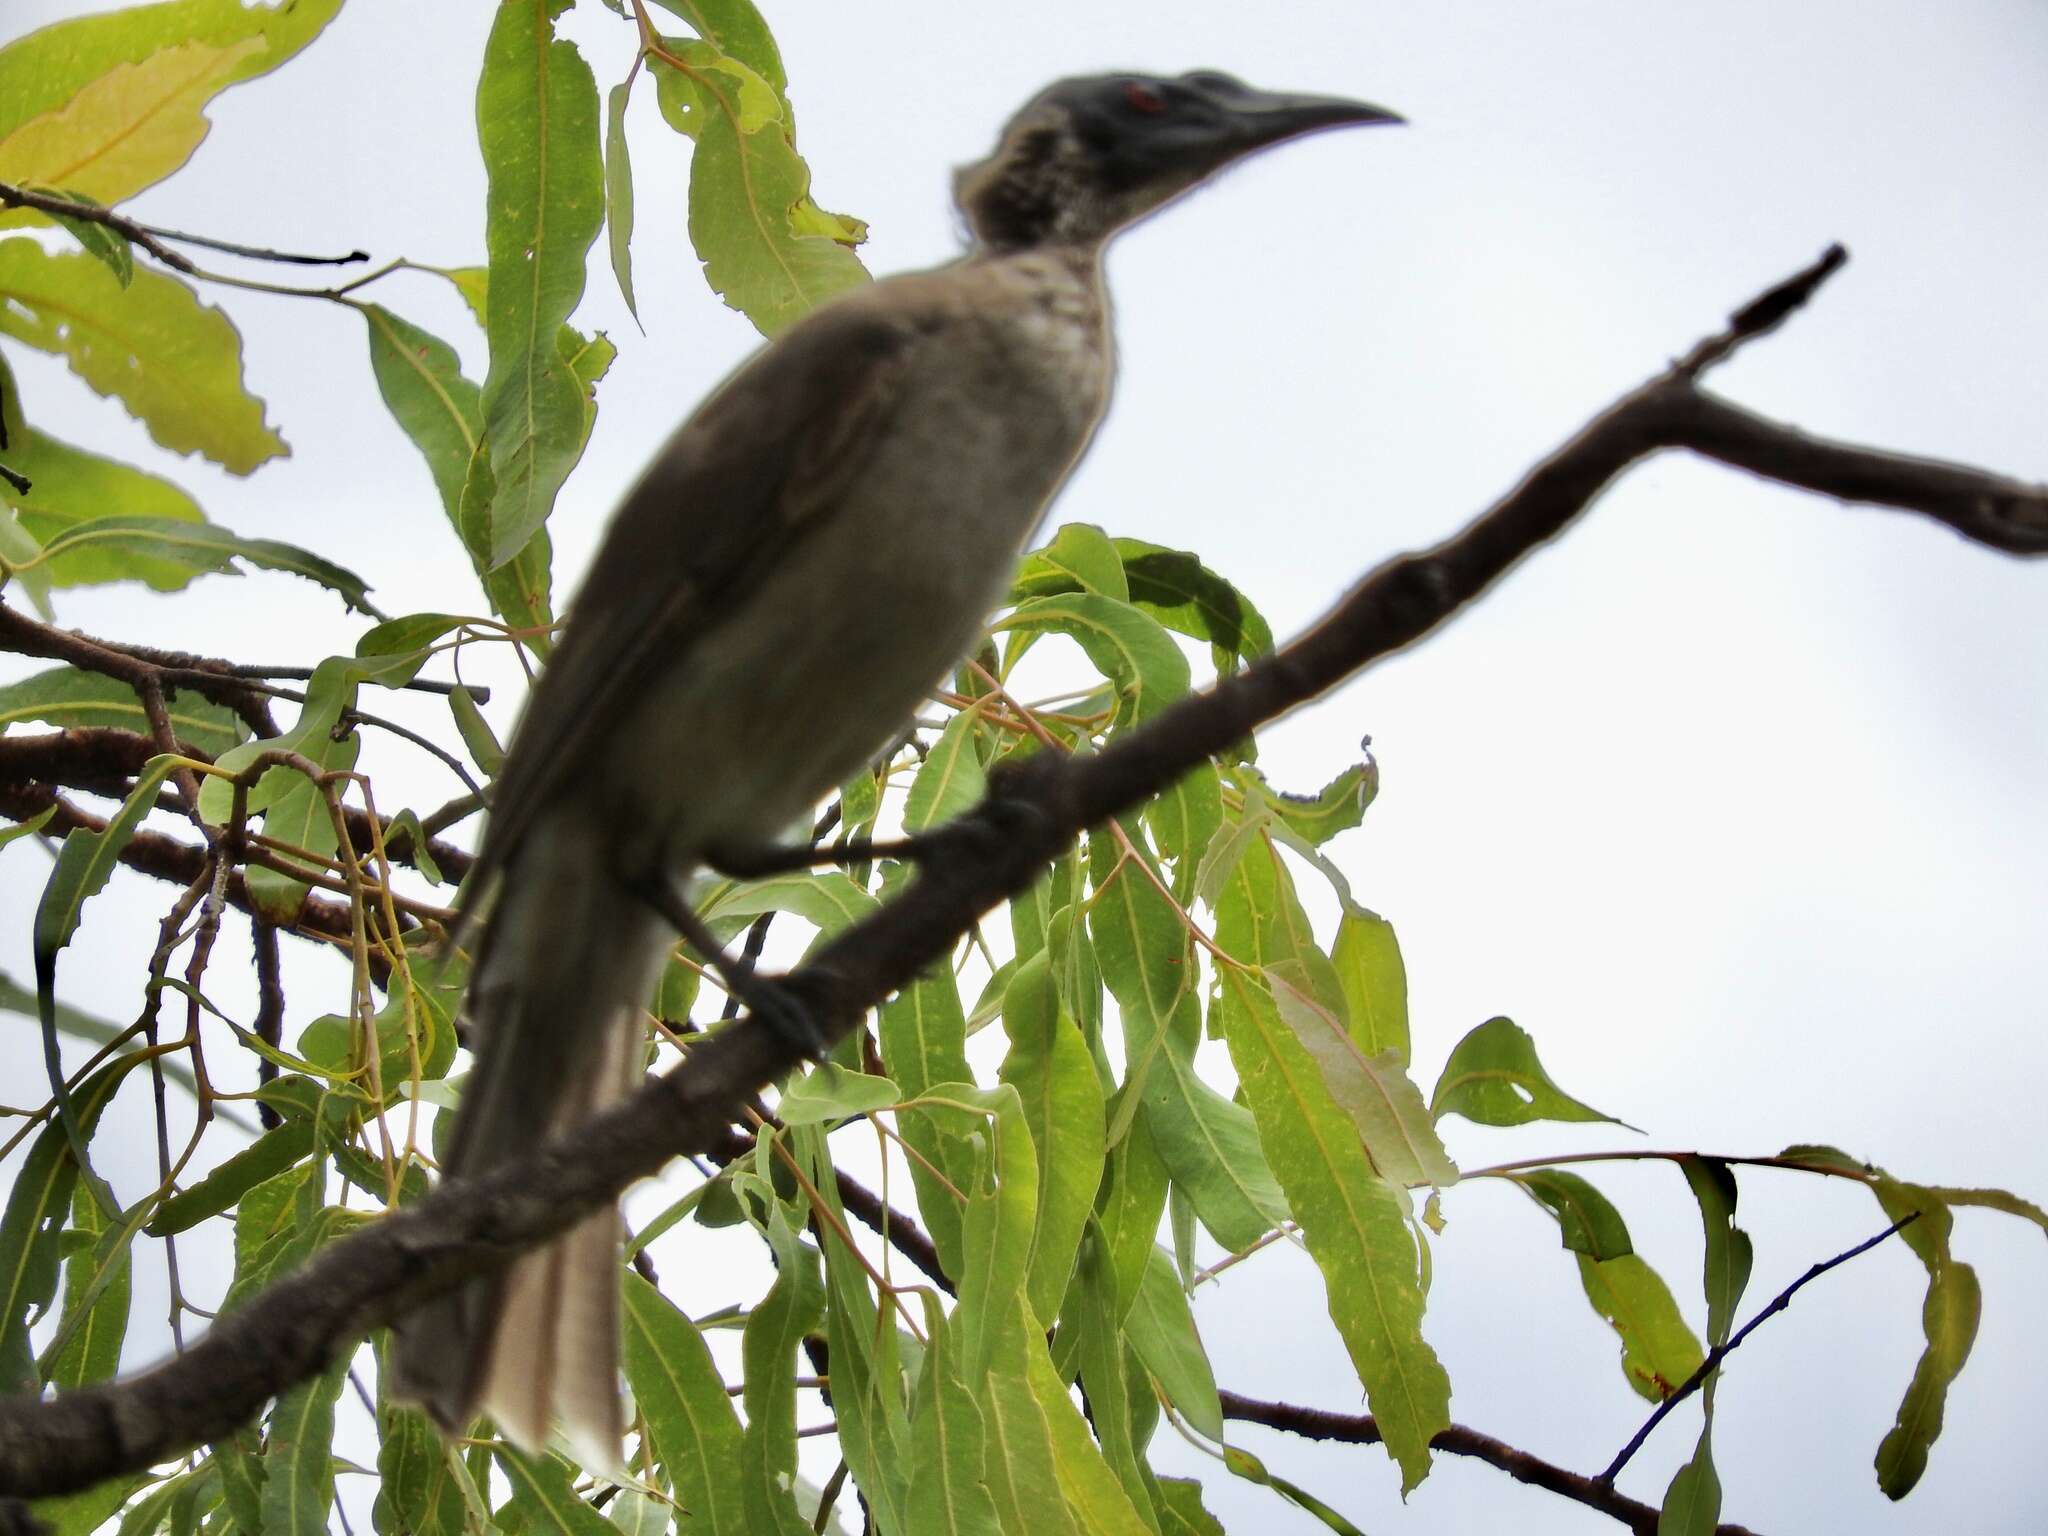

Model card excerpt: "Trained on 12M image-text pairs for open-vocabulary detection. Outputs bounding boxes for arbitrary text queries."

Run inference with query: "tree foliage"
[0,4,2038,1534]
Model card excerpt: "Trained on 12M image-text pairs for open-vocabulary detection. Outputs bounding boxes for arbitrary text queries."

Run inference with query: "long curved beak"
[1223,87,1405,155]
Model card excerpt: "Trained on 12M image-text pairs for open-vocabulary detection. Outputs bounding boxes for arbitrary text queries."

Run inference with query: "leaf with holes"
[0,244,284,472]
[474,0,604,565]
[1431,1015,1627,1129]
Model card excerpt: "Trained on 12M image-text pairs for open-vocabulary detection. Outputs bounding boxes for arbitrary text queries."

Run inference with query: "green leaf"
[0,0,344,147]
[1221,1445,1368,1535]
[648,0,789,90]
[448,685,503,777]
[621,1273,750,1534]
[1430,1016,1626,1129]
[41,1177,130,1388]
[799,1125,912,1531]
[147,1120,316,1237]
[29,1473,147,1536]
[1512,1169,1635,1261]
[197,653,411,824]
[604,81,639,325]
[261,1352,348,1536]
[1677,1157,1752,1349]
[998,593,1190,729]
[1876,1258,1980,1498]
[1153,1478,1226,1536]
[362,305,482,529]
[1140,1045,1288,1253]
[1096,1114,1169,1322]
[902,1297,1002,1536]
[878,935,975,1279]
[904,704,990,834]
[1917,1182,2048,1237]
[1216,967,1451,1492]
[700,868,878,937]
[374,1342,466,1536]
[33,758,185,1156]
[1577,1253,1706,1402]
[1235,762,1377,846]
[1144,763,1221,904]
[356,612,472,658]
[663,41,869,335]
[1011,522,1129,602]
[492,1448,618,1536]
[923,1083,1040,1380]
[0,243,284,472]
[0,350,220,595]
[775,1067,898,1125]
[737,1188,823,1536]
[25,514,375,612]
[1659,1424,1723,1536]
[1114,539,1275,667]
[0,807,53,850]
[1087,826,1191,1122]
[997,1295,1153,1536]
[0,41,265,211]
[474,0,605,566]
[1064,1234,1158,1525]
[998,952,1105,1325]
[24,191,134,288]
[1124,1246,1222,1441]
[0,664,243,754]
[1331,910,1409,1062]
[1265,960,1457,1191]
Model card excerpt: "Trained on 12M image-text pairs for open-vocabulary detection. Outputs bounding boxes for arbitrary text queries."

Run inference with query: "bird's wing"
[468,285,939,895]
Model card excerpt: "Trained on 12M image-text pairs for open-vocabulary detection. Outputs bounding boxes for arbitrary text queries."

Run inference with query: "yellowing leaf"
[0,0,344,146]
[1576,1253,1705,1403]
[0,242,285,472]
[681,66,868,335]
[0,39,264,211]
[1217,968,1451,1492]
[0,351,212,594]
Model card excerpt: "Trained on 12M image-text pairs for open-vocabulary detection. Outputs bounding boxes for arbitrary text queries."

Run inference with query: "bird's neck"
[955,124,1127,253]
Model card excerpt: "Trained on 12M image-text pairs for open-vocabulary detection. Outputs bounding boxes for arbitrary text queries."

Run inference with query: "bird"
[390,67,1400,1468]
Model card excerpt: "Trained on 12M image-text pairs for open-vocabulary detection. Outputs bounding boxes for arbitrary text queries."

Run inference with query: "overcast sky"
[2,2,2045,1532]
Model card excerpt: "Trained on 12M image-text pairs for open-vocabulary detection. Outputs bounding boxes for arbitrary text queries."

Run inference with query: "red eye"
[1124,82,1166,114]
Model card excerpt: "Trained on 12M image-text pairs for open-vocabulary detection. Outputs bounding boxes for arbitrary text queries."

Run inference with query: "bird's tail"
[389,812,667,1471]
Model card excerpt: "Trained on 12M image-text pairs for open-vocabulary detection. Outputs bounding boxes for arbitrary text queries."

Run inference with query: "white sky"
[2,2,2045,1532]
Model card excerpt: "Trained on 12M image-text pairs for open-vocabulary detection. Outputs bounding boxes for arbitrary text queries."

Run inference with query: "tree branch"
[0,782,364,954]
[1596,1212,1918,1486]
[1219,1392,1763,1536]
[0,180,369,272]
[0,726,475,884]
[1,247,2041,1496]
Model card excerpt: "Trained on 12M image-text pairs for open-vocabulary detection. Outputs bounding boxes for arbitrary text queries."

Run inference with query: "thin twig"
[0,180,197,273]
[1219,1392,1763,1536]
[1596,1213,1919,1486]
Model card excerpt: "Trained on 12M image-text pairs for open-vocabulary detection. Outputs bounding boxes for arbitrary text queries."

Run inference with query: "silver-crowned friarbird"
[391,67,1401,1467]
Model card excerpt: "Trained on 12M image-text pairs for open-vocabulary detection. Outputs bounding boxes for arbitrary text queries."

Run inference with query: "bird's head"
[955,70,1401,251]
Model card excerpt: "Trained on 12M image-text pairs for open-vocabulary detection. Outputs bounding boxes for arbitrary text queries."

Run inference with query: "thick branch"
[1,248,2041,1495]
[0,726,475,884]
[1220,1392,1763,1536]
[0,783,361,953]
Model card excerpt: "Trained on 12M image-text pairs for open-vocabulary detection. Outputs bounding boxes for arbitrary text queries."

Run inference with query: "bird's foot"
[625,870,836,1062]
[728,967,836,1064]
[707,786,1057,880]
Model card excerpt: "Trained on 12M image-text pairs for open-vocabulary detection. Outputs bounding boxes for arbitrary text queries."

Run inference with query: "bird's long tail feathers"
[389,814,666,1472]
